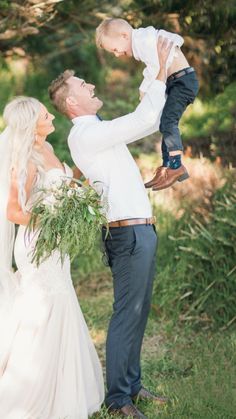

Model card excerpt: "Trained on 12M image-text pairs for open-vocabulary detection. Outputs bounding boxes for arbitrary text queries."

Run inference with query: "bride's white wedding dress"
[0,163,104,419]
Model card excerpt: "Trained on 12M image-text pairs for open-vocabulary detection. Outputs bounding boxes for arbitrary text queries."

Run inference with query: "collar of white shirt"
[72,115,99,125]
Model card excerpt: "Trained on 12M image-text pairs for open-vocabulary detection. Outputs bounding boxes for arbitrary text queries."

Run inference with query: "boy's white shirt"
[132,26,184,93]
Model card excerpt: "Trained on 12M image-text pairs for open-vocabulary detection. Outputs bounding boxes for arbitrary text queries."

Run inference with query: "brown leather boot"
[108,403,147,418]
[151,164,189,191]
[132,387,168,405]
[145,166,168,189]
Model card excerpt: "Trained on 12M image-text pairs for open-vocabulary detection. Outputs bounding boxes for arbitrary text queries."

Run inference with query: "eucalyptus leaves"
[27,178,107,266]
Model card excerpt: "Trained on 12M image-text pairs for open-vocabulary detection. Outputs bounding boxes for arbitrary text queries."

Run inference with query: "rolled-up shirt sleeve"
[71,80,166,154]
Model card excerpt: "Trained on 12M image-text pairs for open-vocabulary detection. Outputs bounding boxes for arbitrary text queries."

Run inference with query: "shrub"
[181,83,236,165]
[154,173,236,330]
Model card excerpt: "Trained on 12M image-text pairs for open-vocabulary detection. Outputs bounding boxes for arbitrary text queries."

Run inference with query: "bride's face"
[36,104,55,139]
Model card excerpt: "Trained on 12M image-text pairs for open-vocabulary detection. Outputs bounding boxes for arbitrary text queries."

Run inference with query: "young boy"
[96,18,199,191]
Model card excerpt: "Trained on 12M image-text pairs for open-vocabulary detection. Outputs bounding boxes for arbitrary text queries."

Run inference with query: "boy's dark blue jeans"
[160,68,199,158]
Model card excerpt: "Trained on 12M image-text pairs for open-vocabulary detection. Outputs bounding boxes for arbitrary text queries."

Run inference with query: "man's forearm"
[155,37,173,83]
[156,67,166,83]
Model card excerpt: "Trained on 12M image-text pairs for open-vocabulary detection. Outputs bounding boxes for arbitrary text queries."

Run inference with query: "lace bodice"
[26,162,73,210]
[38,162,73,189]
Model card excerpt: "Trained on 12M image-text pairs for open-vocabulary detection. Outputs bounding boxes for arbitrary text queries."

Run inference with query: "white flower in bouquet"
[42,192,57,212]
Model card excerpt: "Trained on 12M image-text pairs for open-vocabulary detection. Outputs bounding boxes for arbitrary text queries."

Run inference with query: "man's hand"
[156,37,173,83]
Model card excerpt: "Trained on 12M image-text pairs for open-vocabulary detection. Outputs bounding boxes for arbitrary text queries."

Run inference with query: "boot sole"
[178,171,190,182]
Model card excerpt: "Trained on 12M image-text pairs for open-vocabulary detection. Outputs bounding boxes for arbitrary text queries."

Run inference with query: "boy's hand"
[156,37,173,83]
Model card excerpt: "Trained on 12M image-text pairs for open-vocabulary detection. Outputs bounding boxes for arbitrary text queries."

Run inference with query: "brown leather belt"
[167,67,195,82]
[108,216,156,228]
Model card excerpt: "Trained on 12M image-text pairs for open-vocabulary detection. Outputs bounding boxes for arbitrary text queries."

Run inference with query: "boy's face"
[102,33,133,57]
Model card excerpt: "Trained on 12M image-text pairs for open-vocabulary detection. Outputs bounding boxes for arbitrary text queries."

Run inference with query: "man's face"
[102,34,133,58]
[66,76,103,115]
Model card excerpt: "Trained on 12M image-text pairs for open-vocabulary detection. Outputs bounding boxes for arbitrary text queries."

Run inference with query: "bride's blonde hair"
[3,96,43,211]
[0,97,46,294]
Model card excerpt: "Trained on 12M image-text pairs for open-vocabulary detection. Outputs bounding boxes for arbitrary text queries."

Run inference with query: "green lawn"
[75,274,236,419]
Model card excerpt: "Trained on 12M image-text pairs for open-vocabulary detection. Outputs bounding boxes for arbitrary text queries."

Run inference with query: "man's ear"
[66,96,78,107]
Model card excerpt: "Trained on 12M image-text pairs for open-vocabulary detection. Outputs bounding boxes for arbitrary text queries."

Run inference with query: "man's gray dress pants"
[102,224,158,409]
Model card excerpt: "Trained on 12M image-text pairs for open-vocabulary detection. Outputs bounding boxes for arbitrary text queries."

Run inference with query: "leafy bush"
[181,83,236,165]
[154,173,236,329]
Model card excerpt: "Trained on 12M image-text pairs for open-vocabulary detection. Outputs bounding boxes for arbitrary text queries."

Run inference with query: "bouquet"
[27,178,107,266]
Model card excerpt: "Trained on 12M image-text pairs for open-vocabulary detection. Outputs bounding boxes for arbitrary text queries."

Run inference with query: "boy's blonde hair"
[96,18,132,48]
[48,69,75,116]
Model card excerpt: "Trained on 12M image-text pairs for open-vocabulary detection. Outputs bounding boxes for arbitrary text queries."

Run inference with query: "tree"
[1,0,235,95]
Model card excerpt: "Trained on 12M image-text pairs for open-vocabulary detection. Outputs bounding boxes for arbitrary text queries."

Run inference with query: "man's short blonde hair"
[48,69,75,116]
[96,18,132,48]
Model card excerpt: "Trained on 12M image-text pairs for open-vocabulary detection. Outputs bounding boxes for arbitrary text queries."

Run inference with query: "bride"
[0,96,104,419]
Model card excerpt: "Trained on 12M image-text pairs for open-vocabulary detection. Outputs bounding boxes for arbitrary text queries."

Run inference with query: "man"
[49,38,171,419]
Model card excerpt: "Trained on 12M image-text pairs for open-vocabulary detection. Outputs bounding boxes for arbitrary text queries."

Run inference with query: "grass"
[76,277,236,419]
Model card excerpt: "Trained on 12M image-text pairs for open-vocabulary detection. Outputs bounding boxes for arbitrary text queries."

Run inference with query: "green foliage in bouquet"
[27,178,107,267]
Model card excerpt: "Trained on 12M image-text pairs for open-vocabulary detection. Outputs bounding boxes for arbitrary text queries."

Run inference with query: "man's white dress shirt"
[132,26,184,93]
[68,80,166,222]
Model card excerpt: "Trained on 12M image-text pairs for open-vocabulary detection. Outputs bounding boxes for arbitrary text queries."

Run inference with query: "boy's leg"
[161,140,170,167]
[145,70,199,190]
